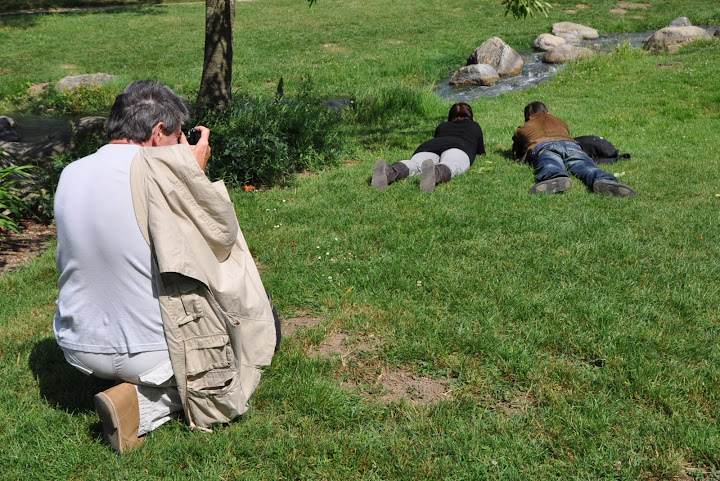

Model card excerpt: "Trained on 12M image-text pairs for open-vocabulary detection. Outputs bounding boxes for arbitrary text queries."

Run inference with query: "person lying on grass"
[372,102,486,192]
[512,101,636,197]
[53,80,278,453]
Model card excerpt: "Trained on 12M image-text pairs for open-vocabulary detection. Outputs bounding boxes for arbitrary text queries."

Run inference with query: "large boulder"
[55,73,117,92]
[551,22,599,42]
[643,26,712,53]
[0,116,107,163]
[543,44,594,64]
[533,33,566,52]
[449,64,500,86]
[466,37,524,77]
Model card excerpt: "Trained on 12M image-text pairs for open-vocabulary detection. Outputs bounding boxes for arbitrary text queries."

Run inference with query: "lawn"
[1,0,720,479]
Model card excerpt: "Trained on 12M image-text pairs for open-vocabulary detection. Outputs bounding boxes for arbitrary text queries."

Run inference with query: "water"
[435,28,716,101]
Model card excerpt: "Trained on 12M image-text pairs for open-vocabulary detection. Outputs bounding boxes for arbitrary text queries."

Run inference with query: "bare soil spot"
[658,62,683,68]
[311,331,455,405]
[610,8,627,14]
[322,43,347,54]
[498,390,537,416]
[371,368,452,404]
[282,310,324,337]
[0,219,54,275]
[575,4,589,9]
[617,1,649,8]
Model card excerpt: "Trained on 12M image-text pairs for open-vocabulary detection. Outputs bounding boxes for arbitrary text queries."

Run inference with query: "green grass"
[2,0,720,479]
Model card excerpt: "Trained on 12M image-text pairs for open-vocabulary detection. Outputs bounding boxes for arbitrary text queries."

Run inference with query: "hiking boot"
[94,383,143,453]
[371,159,390,190]
[372,159,410,190]
[420,159,438,192]
[529,177,572,194]
[593,180,637,197]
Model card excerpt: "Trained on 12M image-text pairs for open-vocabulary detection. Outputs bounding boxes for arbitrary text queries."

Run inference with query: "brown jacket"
[130,144,276,431]
[511,113,576,163]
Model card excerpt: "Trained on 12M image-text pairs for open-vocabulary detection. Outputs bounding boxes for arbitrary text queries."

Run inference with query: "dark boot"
[420,160,452,193]
[372,159,409,190]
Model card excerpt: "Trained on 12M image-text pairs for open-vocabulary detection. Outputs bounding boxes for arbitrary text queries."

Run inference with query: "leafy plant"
[502,0,552,19]
[201,85,347,187]
[0,161,36,236]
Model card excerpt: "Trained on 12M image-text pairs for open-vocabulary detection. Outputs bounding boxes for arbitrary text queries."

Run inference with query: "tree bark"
[196,0,235,114]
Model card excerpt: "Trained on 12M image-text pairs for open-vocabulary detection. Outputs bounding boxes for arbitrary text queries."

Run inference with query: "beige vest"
[130,144,276,431]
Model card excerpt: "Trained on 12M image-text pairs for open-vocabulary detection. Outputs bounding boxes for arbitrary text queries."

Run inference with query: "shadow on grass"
[28,337,114,414]
[0,1,167,29]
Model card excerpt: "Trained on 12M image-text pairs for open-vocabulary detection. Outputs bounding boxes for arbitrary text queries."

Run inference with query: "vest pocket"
[184,334,234,380]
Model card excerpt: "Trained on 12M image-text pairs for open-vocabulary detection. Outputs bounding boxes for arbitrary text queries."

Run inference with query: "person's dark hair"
[524,101,549,122]
[448,102,474,122]
[106,80,191,142]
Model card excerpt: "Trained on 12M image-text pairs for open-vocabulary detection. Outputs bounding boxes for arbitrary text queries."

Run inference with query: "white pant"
[61,348,183,436]
[399,148,470,178]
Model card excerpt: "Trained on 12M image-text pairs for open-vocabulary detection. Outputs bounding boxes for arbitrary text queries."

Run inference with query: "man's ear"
[149,122,165,146]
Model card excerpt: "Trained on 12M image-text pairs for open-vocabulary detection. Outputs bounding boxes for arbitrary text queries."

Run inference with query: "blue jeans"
[532,140,617,187]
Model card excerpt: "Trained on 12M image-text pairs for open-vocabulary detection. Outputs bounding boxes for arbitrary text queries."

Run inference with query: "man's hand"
[180,126,211,171]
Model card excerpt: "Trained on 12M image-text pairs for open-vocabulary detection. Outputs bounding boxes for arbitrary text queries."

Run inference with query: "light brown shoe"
[94,383,142,453]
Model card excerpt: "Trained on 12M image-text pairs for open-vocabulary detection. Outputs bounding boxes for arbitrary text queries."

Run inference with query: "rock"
[0,116,20,142]
[533,33,567,52]
[551,22,599,42]
[55,73,117,92]
[73,116,107,138]
[543,44,595,64]
[669,16,691,27]
[449,64,500,86]
[466,37,524,77]
[0,115,108,164]
[643,26,712,53]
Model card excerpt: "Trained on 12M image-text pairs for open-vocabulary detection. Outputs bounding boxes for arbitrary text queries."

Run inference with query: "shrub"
[200,89,347,187]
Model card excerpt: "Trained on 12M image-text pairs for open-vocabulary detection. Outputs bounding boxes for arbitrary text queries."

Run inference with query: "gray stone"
[55,73,117,92]
[543,44,594,64]
[0,115,108,163]
[0,116,20,142]
[466,37,524,77]
[669,16,691,27]
[449,64,500,86]
[643,26,712,53]
[533,33,567,52]
[551,22,599,42]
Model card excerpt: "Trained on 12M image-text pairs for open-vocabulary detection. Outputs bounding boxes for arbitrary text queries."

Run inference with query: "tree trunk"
[196,0,235,114]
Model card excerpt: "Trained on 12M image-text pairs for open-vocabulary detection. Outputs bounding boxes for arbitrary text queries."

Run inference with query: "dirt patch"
[498,390,537,416]
[322,43,347,54]
[314,331,380,362]
[609,8,626,14]
[658,62,683,68]
[311,331,456,404]
[371,368,452,404]
[282,309,324,337]
[617,1,649,8]
[0,219,54,275]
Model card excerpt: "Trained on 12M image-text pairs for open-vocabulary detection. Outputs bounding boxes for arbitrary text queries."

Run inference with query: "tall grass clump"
[201,87,347,187]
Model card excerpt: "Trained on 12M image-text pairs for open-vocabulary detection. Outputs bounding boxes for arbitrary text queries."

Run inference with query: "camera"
[181,126,201,145]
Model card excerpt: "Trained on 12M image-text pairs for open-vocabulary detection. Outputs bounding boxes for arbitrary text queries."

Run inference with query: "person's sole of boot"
[94,392,123,453]
[371,159,389,191]
[529,177,572,194]
[593,181,637,197]
[419,159,436,193]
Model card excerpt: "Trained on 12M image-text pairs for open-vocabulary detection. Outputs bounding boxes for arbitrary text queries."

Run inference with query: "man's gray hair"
[106,80,191,142]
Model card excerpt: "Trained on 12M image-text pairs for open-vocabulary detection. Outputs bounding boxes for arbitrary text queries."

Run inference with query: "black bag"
[574,135,631,164]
